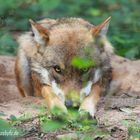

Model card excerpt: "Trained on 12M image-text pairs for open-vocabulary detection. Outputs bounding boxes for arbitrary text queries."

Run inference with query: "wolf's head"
[30,17,112,107]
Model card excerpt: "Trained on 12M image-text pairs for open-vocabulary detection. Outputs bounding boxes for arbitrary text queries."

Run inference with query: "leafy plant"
[0,119,21,140]
[122,119,140,139]
[71,56,96,69]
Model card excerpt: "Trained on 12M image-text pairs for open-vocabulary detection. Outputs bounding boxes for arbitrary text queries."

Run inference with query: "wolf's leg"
[79,84,101,118]
[15,50,33,97]
[41,86,67,114]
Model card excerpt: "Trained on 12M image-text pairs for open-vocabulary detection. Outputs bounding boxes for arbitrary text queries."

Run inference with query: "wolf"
[15,17,113,118]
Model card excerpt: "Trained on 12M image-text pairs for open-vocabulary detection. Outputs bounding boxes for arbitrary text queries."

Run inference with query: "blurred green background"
[0,0,139,59]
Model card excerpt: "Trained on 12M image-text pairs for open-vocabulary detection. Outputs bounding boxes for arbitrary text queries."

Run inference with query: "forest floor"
[0,96,140,140]
[0,56,140,140]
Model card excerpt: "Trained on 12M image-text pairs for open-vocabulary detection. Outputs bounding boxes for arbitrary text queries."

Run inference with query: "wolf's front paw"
[49,99,68,118]
[50,98,68,119]
[79,102,96,119]
[78,109,91,120]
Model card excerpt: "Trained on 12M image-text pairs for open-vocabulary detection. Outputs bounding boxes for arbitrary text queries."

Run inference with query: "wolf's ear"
[29,19,49,46]
[92,17,111,37]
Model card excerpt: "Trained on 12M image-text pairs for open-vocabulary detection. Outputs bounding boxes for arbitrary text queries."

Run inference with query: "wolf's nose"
[65,100,73,107]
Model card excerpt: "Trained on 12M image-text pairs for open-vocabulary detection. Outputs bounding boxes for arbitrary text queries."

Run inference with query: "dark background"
[0,0,139,59]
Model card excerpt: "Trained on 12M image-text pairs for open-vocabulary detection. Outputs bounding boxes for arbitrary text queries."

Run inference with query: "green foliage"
[0,0,139,58]
[41,119,65,132]
[122,119,140,139]
[39,107,109,139]
[0,119,21,140]
[9,115,17,122]
[71,56,96,69]
[51,106,67,119]
[0,31,18,55]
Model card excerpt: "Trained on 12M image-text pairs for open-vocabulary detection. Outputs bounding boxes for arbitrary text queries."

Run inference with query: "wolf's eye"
[54,65,61,73]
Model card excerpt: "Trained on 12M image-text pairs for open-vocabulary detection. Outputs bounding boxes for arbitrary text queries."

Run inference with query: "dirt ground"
[0,55,140,140]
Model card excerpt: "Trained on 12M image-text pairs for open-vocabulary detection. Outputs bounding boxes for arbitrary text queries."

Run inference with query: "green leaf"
[125,47,139,59]
[10,115,17,121]
[71,56,96,69]
[130,133,140,139]
[41,119,65,132]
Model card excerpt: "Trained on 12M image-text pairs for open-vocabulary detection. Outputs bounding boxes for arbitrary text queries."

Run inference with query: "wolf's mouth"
[65,99,80,108]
